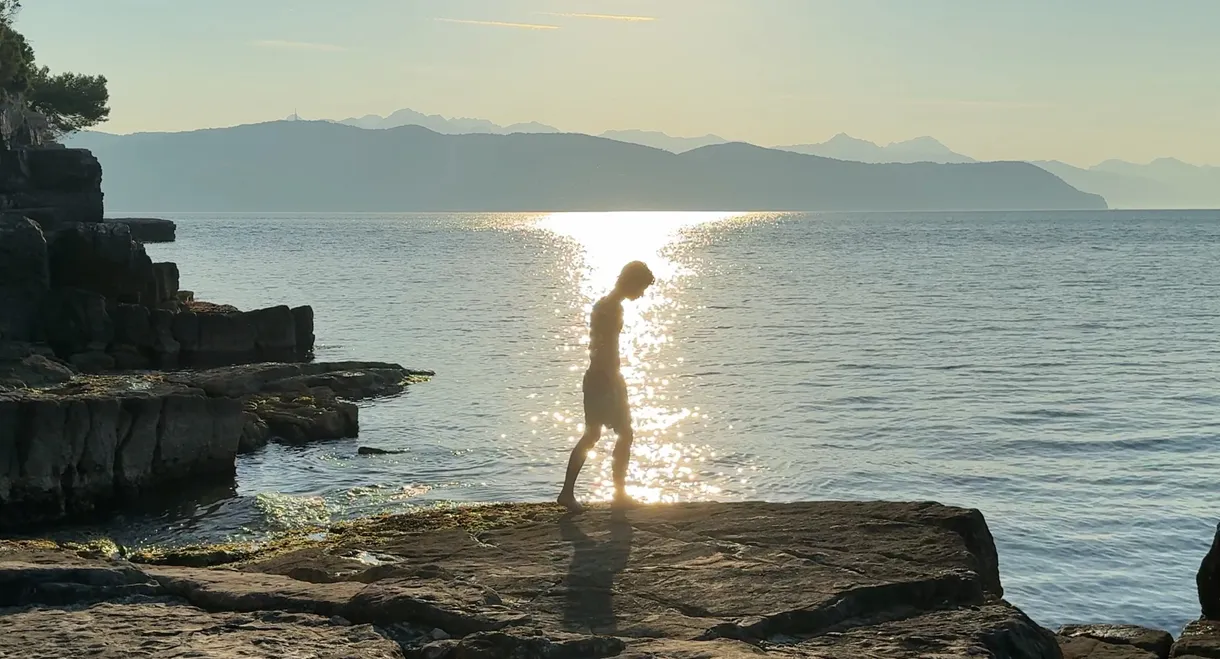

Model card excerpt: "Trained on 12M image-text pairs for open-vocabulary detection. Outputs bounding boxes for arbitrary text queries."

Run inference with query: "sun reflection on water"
[529,211,742,504]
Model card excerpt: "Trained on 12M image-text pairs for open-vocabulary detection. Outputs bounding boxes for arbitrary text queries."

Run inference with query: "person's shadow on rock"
[559,511,634,633]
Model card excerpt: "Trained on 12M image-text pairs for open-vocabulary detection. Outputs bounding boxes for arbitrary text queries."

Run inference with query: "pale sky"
[16,0,1220,166]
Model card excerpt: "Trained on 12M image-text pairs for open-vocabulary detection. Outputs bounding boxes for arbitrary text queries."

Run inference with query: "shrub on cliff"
[0,0,109,146]
[0,4,33,96]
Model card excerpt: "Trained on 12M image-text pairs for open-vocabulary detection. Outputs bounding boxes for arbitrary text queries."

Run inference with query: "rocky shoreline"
[2,145,433,530]
[0,501,1216,658]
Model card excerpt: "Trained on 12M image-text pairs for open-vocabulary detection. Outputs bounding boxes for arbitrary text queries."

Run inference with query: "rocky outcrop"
[1,148,314,370]
[0,214,50,289]
[0,501,1064,658]
[1058,624,1174,659]
[0,212,315,370]
[0,349,74,390]
[1,146,433,531]
[0,362,429,528]
[1200,524,1220,621]
[47,221,159,304]
[102,217,176,242]
[1173,619,1220,658]
[0,378,243,529]
[171,304,316,366]
[0,147,103,231]
[0,604,406,659]
[166,361,431,453]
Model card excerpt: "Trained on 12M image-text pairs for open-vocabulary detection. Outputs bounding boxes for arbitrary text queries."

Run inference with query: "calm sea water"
[91,210,1220,633]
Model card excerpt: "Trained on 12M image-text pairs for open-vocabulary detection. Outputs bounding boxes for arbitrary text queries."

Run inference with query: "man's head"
[615,261,655,300]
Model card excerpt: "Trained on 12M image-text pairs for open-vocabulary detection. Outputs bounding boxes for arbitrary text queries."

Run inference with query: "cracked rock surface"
[0,501,1063,658]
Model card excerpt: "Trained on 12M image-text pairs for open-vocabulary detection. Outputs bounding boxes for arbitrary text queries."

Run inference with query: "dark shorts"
[583,370,631,433]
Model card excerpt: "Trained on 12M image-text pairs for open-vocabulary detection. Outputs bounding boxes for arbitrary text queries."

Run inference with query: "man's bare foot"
[557,492,584,514]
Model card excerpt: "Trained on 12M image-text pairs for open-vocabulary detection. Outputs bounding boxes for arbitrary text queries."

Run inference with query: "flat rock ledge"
[0,501,1067,658]
[0,361,432,529]
[101,217,176,243]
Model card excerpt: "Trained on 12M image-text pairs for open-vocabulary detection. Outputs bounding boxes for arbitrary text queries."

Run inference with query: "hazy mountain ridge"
[335,108,562,135]
[316,110,1216,206]
[64,120,1104,212]
[776,133,977,164]
[323,109,979,163]
[1033,158,1220,209]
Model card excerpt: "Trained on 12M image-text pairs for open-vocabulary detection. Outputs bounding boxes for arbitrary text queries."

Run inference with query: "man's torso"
[587,295,623,375]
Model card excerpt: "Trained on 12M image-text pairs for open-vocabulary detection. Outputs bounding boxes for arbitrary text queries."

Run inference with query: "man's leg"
[558,425,601,512]
[612,426,634,504]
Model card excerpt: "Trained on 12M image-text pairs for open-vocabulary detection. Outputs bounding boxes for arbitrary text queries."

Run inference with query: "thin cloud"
[435,17,559,30]
[253,39,346,52]
[903,99,1054,110]
[539,12,656,22]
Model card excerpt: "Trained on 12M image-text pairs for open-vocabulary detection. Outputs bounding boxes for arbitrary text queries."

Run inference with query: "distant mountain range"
[64,120,1103,212]
[323,109,976,163]
[1033,159,1220,209]
[778,134,977,164]
[334,108,562,135]
[310,108,1219,208]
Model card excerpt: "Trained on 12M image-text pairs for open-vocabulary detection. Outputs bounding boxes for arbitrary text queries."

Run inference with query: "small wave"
[1000,435,1213,455]
[832,395,889,406]
[1009,408,1096,419]
[253,492,331,532]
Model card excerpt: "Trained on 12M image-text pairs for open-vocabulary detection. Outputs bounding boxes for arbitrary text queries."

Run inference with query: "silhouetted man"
[558,261,655,513]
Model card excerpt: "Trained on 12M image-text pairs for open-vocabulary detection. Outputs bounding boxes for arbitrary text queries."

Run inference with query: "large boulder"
[47,222,157,304]
[25,148,103,197]
[0,603,404,659]
[0,216,51,344]
[168,361,430,400]
[149,308,180,368]
[103,217,176,243]
[193,311,257,364]
[249,305,297,361]
[0,354,75,391]
[1059,624,1173,659]
[1201,523,1220,620]
[1172,619,1220,658]
[0,148,103,232]
[0,285,43,343]
[40,288,113,357]
[175,306,318,366]
[246,389,358,445]
[0,378,243,529]
[152,262,179,303]
[110,303,154,349]
[292,305,315,354]
[164,361,431,452]
[0,214,49,289]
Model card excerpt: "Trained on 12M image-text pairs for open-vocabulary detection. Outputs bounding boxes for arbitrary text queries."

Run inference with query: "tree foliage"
[1,1,109,144]
[0,0,19,23]
[27,67,109,134]
[0,13,33,94]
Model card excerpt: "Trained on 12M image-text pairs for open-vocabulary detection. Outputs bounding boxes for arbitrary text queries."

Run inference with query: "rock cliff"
[0,145,432,529]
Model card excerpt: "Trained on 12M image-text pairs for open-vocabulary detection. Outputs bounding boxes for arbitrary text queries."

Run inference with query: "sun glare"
[531,211,739,503]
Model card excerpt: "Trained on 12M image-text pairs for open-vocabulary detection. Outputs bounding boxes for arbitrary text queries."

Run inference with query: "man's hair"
[617,261,655,290]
